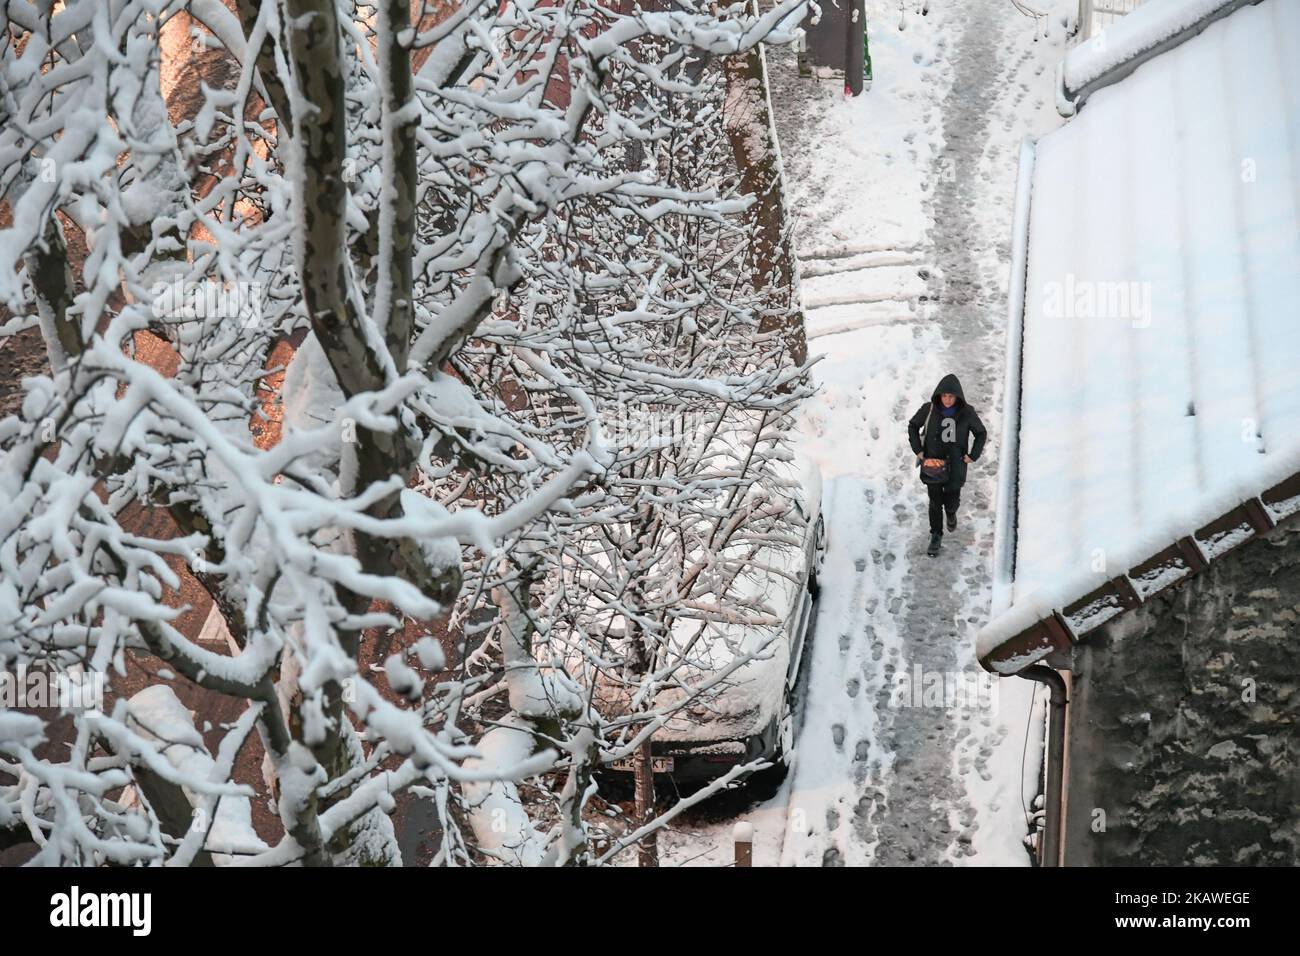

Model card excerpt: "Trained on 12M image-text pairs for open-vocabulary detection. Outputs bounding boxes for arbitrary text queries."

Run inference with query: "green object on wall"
[864,19,873,90]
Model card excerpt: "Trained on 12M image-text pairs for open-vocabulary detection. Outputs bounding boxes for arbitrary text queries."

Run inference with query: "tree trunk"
[633,737,659,867]
[723,7,808,367]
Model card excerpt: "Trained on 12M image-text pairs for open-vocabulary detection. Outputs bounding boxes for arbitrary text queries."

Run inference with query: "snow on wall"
[1080,0,1148,43]
[1063,0,1249,94]
[980,0,1300,663]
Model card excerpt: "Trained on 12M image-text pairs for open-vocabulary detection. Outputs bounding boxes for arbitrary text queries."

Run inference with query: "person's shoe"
[927,533,942,557]
[946,512,957,532]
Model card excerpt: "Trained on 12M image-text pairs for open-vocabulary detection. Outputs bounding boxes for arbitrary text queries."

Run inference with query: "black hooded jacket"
[907,373,987,490]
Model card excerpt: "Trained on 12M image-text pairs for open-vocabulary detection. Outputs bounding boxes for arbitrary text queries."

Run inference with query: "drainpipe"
[1017,665,1067,867]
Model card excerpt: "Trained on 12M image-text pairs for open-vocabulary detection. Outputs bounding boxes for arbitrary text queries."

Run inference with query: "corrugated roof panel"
[1005,0,1300,620]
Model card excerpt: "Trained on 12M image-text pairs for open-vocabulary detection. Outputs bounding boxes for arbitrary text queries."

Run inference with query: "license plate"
[610,756,674,773]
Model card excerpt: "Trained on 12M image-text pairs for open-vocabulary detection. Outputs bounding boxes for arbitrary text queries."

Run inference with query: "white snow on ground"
[991,0,1300,652]
[660,0,1076,866]
[125,686,268,861]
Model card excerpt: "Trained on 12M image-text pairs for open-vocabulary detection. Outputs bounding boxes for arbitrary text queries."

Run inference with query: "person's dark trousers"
[927,484,960,535]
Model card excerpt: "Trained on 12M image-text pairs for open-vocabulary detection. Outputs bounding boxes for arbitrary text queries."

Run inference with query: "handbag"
[918,405,950,485]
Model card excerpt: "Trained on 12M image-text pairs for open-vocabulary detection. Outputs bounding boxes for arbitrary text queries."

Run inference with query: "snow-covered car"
[601,452,826,786]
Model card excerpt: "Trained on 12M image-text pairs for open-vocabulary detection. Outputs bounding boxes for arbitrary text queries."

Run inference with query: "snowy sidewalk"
[656,0,1077,868]
[774,0,1076,867]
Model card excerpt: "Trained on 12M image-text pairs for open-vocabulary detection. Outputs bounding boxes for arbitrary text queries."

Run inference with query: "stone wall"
[1063,522,1300,865]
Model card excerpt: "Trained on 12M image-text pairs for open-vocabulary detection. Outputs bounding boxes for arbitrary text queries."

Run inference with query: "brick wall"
[1063,522,1300,865]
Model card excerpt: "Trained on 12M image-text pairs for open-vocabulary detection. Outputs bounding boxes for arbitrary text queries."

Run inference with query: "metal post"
[1017,665,1068,867]
[733,822,753,867]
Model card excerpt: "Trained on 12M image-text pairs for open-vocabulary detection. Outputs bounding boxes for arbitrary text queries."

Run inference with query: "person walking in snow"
[908,373,987,557]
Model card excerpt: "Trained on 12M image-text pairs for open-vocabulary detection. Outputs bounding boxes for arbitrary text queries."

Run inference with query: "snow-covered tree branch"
[0,0,808,865]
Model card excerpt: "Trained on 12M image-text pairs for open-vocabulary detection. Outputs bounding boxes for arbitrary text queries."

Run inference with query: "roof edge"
[989,137,1035,621]
[979,470,1300,674]
[1059,0,1266,115]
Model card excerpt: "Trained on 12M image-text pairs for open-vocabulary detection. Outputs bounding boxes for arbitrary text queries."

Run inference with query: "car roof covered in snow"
[980,0,1300,673]
[566,440,820,740]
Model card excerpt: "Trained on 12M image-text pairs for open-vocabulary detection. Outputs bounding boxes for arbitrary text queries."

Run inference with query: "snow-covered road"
[660,0,1076,866]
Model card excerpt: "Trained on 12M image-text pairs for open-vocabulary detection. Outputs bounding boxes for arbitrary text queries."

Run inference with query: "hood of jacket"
[931,373,966,408]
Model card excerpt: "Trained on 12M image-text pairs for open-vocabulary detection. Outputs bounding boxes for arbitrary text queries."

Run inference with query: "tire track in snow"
[800,251,922,278]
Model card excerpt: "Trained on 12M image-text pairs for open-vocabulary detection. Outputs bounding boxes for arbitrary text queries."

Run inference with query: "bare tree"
[0,0,807,865]
[443,45,814,865]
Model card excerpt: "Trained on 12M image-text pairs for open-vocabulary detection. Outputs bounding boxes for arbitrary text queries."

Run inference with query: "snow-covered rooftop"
[981,0,1300,669]
[1064,0,1252,96]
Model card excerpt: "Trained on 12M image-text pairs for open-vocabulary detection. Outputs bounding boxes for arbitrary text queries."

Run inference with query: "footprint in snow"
[853,794,873,822]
